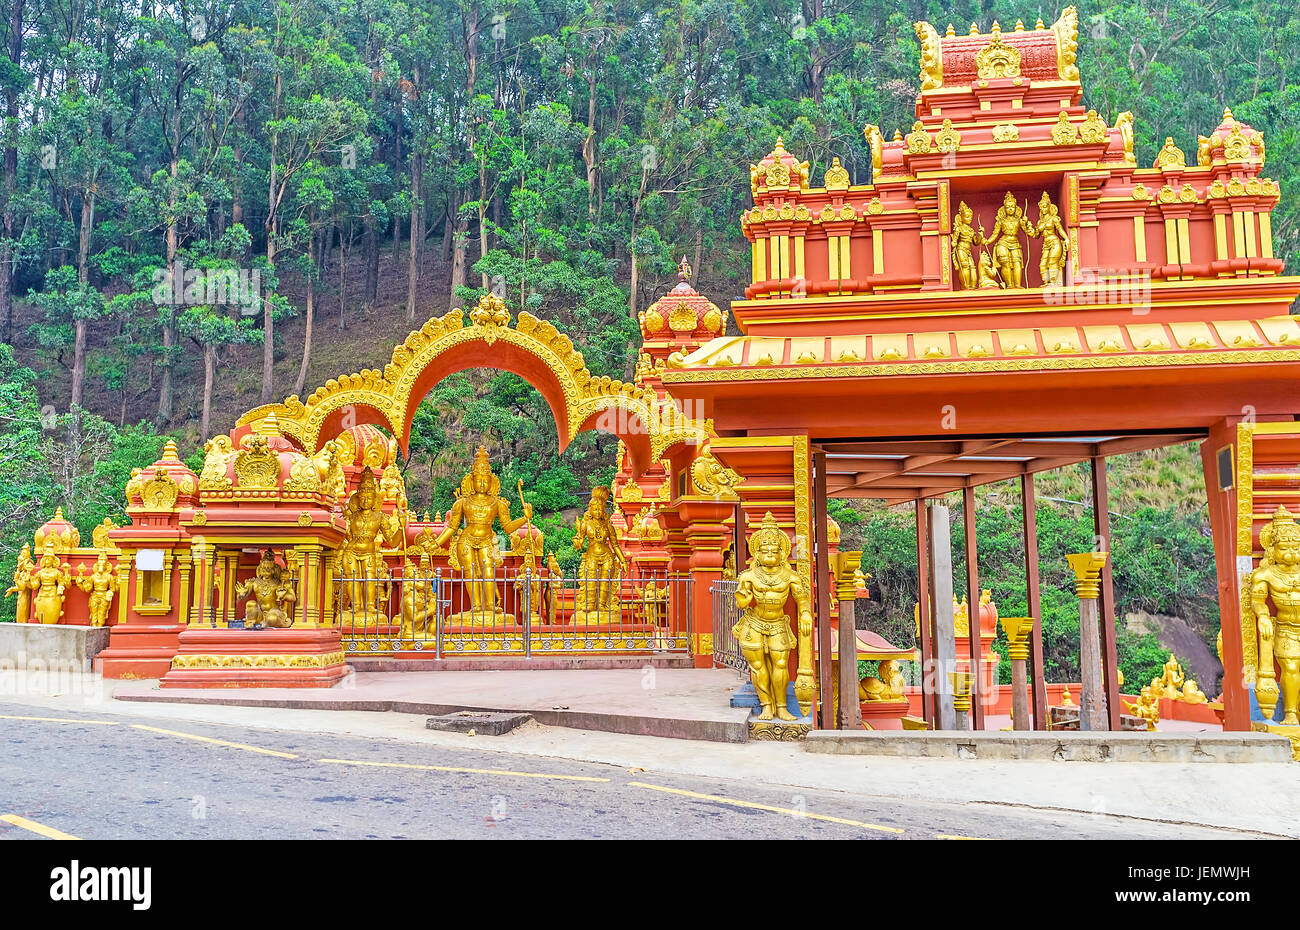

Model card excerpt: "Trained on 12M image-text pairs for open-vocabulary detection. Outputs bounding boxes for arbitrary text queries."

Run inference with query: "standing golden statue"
[980,192,1034,288]
[4,543,35,622]
[951,201,979,290]
[1034,191,1069,286]
[29,542,71,625]
[74,552,118,627]
[1249,505,1300,725]
[236,550,297,629]
[733,512,812,721]
[572,486,625,626]
[435,446,532,626]
[337,467,403,626]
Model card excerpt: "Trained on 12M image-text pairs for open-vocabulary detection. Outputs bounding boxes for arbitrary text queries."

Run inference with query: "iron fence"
[710,578,747,674]
[334,566,692,658]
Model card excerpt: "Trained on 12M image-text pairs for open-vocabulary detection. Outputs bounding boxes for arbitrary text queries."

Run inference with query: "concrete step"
[805,730,1293,762]
[345,654,696,672]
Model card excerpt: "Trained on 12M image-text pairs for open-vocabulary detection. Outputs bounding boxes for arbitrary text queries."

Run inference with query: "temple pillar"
[928,505,957,730]
[677,498,734,667]
[1002,616,1033,730]
[1201,417,1248,730]
[1067,552,1109,731]
[834,550,863,730]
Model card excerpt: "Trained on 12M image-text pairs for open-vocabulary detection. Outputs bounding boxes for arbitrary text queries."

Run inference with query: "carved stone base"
[571,609,621,627]
[160,628,350,688]
[748,719,812,741]
[446,611,516,632]
[1252,721,1300,761]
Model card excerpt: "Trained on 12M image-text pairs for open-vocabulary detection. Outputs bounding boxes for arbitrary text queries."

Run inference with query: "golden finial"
[945,23,954,36]
[991,20,1001,33]
[1015,19,1024,30]
[969,22,979,34]
[772,136,786,154]
[678,254,692,282]
[1061,687,1074,706]
[1036,17,1045,29]
[162,439,181,461]
[1222,105,1235,122]
[892,128,903,141]
[256,412,282,437]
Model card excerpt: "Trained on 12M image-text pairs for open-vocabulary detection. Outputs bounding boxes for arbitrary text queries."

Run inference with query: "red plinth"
[860,699,912,730]
[95,624,186,679]
[159,628,350,688]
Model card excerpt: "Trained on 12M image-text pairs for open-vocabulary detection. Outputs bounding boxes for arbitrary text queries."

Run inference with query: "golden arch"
[236,298,706,477]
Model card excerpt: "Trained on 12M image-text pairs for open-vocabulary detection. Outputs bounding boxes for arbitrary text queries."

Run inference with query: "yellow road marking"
[627,782,904,834]
[130,724,298,758]
[0,714,118,725]
[0,814,80,840]
[317,758,610,782]
[935,833,990,840]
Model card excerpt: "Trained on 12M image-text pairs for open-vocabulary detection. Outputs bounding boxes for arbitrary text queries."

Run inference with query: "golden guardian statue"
[733,512,812,721]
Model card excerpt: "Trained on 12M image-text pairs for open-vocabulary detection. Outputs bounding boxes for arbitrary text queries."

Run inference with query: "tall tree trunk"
[582,69,597,215]
[339,224,347,322]
[363,211,378,307]
[407,149,421,320]
[70,190,95,420]
[0,0,23,346]
[201,342,215,440]
[295,241,314,397]
[262,68,283,406]
[449,216,468,309]
[157,150,180,424]
[441,189,455,263]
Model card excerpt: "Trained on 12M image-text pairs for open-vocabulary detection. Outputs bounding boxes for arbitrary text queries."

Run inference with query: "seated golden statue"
[572,486,625,626]
[1155,652,1185,699]
[859,658,907,703]
[1125,685,1160,731]
[733,512,812,721]
[29,542,71,625]
[435,446,532,627]
[1249,505,1300,725]
[5,543,35,623]
[336,467,403,626]
[74,552,117,627]
[400,551,436,637]
[236,550,296,629]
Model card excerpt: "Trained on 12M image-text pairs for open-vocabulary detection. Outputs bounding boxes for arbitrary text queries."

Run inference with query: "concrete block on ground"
[0,623,112,672]
[425,710,533,736]
[804,730,1293,763]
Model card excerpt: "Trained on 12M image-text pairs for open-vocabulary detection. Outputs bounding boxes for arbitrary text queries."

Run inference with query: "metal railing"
[334,566,692,658]
[710,578,747,674]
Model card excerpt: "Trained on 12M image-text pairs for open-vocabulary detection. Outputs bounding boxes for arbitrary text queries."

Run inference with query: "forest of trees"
[1,0,1296,685]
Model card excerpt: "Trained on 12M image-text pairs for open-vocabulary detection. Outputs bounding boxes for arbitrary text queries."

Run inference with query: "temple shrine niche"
[9,8,1300,753]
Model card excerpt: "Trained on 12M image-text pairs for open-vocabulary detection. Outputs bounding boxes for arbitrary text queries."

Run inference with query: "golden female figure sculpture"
[981,191,1034,287]
[338,467,403,625]
[733,512,813,721]
[235,550,296,629]
[74,552,117,627]
[401,551,435,636]
[1034,192,1069,286]
[1250,505,1300,725]
[435,446,532,626]
[4,543,35,622]
[951,201,979,290]
[572,486,625,626]
[29,542,71,625]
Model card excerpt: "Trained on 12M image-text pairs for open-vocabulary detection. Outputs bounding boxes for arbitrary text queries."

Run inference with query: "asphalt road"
[0,702,1261,840]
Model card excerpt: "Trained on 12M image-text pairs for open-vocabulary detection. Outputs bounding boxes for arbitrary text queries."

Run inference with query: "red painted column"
[1201,418,1248,731]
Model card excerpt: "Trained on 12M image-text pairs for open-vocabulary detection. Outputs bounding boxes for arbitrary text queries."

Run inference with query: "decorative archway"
[236,295,707,477]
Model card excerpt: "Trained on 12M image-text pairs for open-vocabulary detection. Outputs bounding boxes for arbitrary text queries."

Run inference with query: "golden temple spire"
[945,23,954,36]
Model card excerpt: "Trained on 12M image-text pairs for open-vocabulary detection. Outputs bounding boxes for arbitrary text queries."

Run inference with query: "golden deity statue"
[951,201,979,290]
[1155,651,1185,699]
[235,550,296,629]
[73,552,117,627]
[976,251,1002,289]
[980,191,1033,288]
[1034,191,1069,286]
[733,512,812,721]
[29,542,71,625]
[4,543,35,623]
[1125,685,1160,730]
[400,551,436,637]
[435,446,532,626]
[571,486,625,626]
[337,467,403,626]
[1249,506,1300,725]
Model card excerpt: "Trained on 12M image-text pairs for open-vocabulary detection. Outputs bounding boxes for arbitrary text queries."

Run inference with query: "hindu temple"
[7,8,1299,757]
